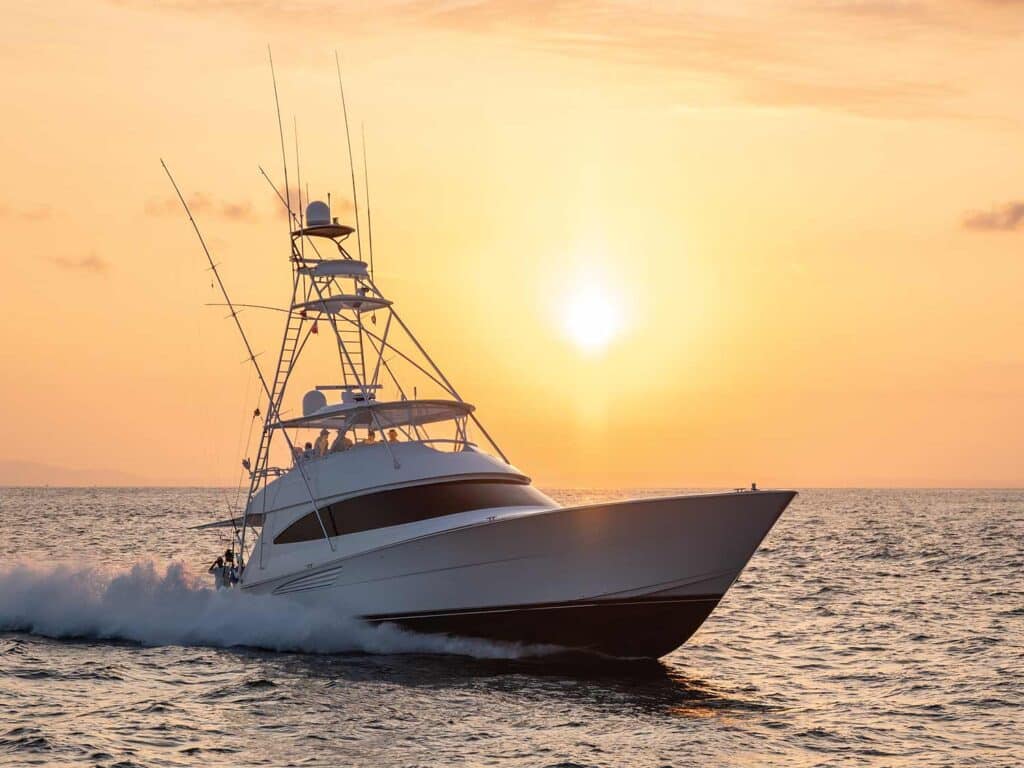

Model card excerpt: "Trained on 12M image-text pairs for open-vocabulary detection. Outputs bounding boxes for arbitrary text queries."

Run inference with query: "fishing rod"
[294,115,304,261]
[268,47,293,233]
[361,122,375,276]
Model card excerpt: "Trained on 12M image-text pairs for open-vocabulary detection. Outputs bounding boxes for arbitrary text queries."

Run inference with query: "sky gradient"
[1,1,1023,487]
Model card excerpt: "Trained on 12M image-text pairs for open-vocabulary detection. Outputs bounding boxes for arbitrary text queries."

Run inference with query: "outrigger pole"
[160,160,268,392]
[161,159,336,564]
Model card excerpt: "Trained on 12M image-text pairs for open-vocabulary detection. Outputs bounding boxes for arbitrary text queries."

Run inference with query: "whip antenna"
[362,122,375,276]
[335,50,363,260]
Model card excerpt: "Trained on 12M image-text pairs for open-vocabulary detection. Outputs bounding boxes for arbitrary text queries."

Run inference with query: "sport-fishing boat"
[170,81,795,659]
[178,191,795,659]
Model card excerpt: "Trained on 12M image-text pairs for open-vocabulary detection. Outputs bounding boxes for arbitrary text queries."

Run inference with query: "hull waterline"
[363,594,723,659]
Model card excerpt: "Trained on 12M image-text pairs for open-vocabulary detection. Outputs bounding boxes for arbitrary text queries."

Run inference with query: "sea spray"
[0,559,549,659]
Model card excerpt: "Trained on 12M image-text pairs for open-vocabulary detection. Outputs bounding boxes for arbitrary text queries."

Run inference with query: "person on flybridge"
[314,428,330,457]
[330,429,353,453]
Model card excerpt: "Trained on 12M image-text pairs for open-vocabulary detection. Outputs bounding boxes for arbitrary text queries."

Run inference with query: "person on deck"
[208,556,228,590]
[330,429,352,453]
[387,429,399,443]
[223,549,240,585]
[314,428,330,457]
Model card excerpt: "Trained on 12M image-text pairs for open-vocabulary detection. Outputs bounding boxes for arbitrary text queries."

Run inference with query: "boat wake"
[0,559,552,659]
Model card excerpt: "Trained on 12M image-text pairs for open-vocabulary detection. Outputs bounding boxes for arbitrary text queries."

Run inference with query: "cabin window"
[273,479,550,544]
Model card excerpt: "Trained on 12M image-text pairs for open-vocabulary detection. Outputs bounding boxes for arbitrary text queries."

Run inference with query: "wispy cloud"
[145,194,255,220]
[120,0,1024,120]
[403,0,1008,118]
[48,253,110,274]
[962,201,1024,232]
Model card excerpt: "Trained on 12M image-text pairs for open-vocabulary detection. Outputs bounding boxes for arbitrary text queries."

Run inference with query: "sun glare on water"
[561,276,624,353]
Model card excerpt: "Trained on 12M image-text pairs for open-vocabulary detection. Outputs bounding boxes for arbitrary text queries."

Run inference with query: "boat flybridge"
[185,191,795,660]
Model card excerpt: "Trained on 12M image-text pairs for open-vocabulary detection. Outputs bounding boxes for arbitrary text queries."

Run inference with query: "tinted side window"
[274,480,550,544]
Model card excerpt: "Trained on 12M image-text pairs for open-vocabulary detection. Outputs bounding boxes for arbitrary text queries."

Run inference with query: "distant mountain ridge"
[0,460,153,487]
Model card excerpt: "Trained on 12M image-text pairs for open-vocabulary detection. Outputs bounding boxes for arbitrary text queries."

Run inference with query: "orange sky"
[1,1,1023,487]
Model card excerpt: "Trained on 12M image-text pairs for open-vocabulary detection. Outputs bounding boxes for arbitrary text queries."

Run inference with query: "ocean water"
[0,488,1021,767]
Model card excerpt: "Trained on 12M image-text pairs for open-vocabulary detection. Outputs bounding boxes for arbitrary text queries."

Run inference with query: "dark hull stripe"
[362,594,722,659]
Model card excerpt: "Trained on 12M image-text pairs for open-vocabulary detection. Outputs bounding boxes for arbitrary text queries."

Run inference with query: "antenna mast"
[335,50,363,261]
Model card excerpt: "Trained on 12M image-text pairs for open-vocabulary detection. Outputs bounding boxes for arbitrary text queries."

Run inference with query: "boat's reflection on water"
[254,647,772,720]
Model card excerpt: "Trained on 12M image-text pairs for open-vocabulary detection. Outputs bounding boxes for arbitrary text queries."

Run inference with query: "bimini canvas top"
[276,398,475,431]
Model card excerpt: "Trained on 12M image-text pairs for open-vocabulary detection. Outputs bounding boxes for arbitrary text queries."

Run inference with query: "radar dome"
[306,200,331,226]
[302,389,328,416]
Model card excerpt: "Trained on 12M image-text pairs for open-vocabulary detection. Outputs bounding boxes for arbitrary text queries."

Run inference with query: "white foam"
[0,559,548,659]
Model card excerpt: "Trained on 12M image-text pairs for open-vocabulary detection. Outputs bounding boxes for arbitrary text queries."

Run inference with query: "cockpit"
[291,425,408,466]
[284,385,478,469]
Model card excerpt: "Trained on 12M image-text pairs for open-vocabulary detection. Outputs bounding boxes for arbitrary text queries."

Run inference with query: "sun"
[561,276,624,353]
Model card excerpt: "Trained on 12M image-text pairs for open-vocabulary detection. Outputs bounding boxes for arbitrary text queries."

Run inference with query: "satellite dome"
[306,200,331,226]
[302,389,328,416]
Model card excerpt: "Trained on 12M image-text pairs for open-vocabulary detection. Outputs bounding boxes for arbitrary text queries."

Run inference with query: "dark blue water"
[1,488,1021,766]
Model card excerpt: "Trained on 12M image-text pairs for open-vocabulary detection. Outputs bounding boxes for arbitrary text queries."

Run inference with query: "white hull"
[242,488,794,658]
